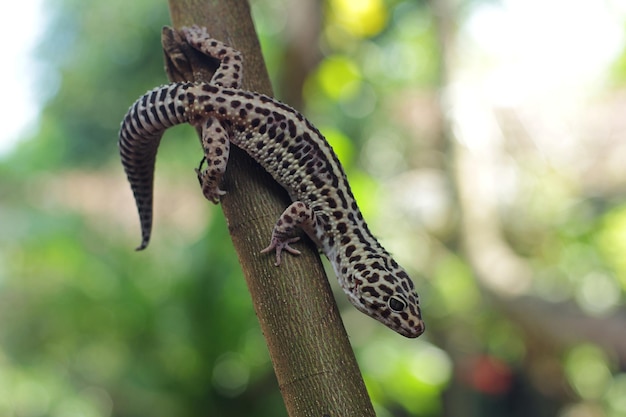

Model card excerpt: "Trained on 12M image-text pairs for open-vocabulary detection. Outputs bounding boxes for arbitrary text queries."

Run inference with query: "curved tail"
[118,83,193,250]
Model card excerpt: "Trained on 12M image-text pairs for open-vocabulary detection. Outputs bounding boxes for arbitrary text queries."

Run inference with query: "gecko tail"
[119,83,194,250]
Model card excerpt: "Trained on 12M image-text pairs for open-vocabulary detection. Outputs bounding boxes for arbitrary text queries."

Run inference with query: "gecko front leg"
[260,201,319,266]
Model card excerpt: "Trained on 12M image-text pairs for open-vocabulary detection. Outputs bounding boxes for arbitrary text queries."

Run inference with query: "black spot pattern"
[118,25,424,339]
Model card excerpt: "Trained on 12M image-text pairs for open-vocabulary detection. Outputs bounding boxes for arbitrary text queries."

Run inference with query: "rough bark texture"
[164,1,376,416]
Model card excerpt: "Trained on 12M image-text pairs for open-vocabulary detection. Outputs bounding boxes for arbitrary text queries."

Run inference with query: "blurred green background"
[1,0,626,416]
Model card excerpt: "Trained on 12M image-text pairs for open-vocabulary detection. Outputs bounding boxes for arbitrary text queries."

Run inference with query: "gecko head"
[344,254,425,338]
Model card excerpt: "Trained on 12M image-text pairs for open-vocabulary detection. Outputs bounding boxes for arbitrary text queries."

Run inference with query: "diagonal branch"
[163,1,376,415]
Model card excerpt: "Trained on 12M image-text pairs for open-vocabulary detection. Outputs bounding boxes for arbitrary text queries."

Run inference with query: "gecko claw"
[195,166,226,204]
[261,237,301,266]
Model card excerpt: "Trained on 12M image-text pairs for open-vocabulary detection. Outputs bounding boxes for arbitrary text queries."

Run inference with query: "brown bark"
[163,1,376,416]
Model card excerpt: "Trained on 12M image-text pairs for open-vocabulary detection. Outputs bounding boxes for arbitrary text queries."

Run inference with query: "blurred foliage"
[1,0,626,416]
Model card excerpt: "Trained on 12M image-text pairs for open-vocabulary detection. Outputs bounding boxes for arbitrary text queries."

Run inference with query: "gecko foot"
[260,236,302,266]
[181,25,211,45]
[195,164,226,204]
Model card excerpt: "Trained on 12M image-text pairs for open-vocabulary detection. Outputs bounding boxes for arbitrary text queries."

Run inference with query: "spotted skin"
[119,26,425,338]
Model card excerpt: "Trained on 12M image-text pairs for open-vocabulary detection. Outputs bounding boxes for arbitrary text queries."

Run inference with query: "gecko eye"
[388,296,406,312]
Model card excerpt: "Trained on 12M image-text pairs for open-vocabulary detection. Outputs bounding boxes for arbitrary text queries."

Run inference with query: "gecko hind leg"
[195,117,230,203]
[180,25,243,89]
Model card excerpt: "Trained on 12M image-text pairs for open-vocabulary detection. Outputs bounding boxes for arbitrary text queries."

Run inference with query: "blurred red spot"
[461,355,513,395]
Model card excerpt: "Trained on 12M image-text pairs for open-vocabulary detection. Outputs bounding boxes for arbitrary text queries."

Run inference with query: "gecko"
[118,26,425,338]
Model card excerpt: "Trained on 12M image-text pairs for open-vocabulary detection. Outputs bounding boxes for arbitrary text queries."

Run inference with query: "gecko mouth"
[388,315,425,338]
[405,320,426,338]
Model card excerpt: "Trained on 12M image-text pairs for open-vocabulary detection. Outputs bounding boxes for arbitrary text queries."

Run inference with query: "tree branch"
[164,1,376,415]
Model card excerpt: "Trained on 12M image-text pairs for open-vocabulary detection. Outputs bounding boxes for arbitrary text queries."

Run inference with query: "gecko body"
[119,26,424,338]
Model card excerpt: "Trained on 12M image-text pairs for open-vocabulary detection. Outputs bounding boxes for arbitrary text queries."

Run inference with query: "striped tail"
[118,83,192,250]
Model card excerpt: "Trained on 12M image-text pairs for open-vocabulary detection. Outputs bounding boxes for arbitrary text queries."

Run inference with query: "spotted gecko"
[118,26,424,338]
